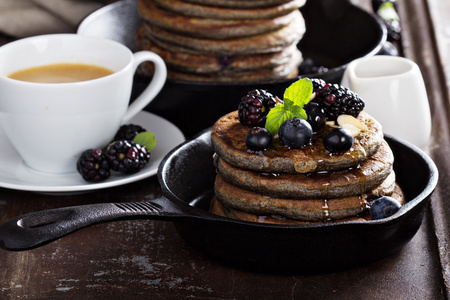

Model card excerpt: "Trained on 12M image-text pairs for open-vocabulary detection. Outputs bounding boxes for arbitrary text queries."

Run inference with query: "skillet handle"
[0,197,189,251]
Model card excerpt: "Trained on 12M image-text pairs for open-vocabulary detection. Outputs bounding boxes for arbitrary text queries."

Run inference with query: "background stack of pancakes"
[135,0,306,83]
[210,111,405,224]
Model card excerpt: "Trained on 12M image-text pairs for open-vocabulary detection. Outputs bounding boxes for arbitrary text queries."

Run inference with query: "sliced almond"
[341,123,361,136]
[326,120,338,127]
[337,114,368,131]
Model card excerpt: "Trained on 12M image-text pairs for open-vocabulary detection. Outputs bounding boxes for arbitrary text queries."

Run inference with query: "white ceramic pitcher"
[341,55,431,149]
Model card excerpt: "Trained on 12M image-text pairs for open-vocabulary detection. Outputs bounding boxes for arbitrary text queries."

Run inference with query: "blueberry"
[245,127,272,151]
[369,196,401,220]
[278,118,313,149]
[323,128,354,153]
[304,102,326,133]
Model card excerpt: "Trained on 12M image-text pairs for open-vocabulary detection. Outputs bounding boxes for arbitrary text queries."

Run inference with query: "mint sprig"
[265,78,312,135]
[133,132,157,151]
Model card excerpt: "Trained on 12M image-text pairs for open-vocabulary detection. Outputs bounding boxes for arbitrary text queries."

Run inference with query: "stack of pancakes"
[135,0,306,83]
[210,111,405,224]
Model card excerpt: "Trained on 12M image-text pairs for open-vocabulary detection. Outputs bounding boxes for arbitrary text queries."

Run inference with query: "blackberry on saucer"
[106,140,150,174]
[77,149,111,182]
[238,89,279,127]
[114,124,146,141]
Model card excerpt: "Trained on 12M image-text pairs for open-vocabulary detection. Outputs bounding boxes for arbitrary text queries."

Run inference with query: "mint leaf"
[283,78,313,107]
[290,105,307,120]
[265,105,294,135]
[264,78,312,135]
[133,132,157,151]
[283,98,294,111]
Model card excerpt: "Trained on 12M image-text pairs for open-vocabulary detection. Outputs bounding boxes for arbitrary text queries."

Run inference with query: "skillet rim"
[78,0,387,86]
[158,129,438,229]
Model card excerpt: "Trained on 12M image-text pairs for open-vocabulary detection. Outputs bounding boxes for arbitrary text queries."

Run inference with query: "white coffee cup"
[0,34,167,173]
[341,55,431,148]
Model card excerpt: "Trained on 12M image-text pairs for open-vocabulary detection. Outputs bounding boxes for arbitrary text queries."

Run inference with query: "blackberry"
[77,149,111,182]
[310,78,326,92]
[238,89,279,127]
[310,82,364,121]
[304,101,326,133]
[114,124,146,141]
[106,140,150,174]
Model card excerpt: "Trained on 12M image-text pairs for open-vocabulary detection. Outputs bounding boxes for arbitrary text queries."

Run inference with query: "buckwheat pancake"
[136,28,300,73]
[140,14,305,55]
[210,183,405,224]
[151,0,305,19]
[214,139,393,199]
[183,0,297,9]
[214,173,402,222]
[211,111,384,174]
[210,197,369,224]
[139,27,303,58]
[139,0,303,40]
[136,58,299,82]
[163,58,300,82]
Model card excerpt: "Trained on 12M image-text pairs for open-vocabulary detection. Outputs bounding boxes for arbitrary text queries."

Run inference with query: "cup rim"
[0,33,134,86]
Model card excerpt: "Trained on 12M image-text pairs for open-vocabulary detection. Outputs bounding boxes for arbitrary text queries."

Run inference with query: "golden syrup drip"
[322,199,331,221]
[258,172,280,178]
[353,165,368,195]
[258,215,267,223]
[359,196,369,212]
[302,140,330,158]
[321,181,330,198]
[259,195,271,214]
[344,147,362,163]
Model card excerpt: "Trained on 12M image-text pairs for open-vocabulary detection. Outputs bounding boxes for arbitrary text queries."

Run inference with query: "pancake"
[211,110,384,174]
[210,183,405,224]
[214,173,402,222]
[138,0,302,40]
[136,26,302,81]
[182,0,297,9]
[140,13,305,55]
[214,139,394,199]
[152,0,305,19]
[163,58,300,82]
[135,28,300,73]
[210,197,369,224]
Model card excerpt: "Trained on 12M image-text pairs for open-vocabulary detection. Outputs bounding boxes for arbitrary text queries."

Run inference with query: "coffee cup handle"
[121,51,167,124]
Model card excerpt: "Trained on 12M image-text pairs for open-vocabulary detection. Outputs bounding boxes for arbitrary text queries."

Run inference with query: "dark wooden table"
[1,0,449,299]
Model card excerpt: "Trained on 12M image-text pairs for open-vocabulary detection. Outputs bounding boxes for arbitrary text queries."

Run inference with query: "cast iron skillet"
[78,0,387,138]
[0,130,438,274]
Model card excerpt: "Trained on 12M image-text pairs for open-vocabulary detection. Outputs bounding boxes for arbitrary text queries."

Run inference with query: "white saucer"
[0,111,185,193]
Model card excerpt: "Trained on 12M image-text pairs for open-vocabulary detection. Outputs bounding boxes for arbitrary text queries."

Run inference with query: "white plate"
[0,111,184,193]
